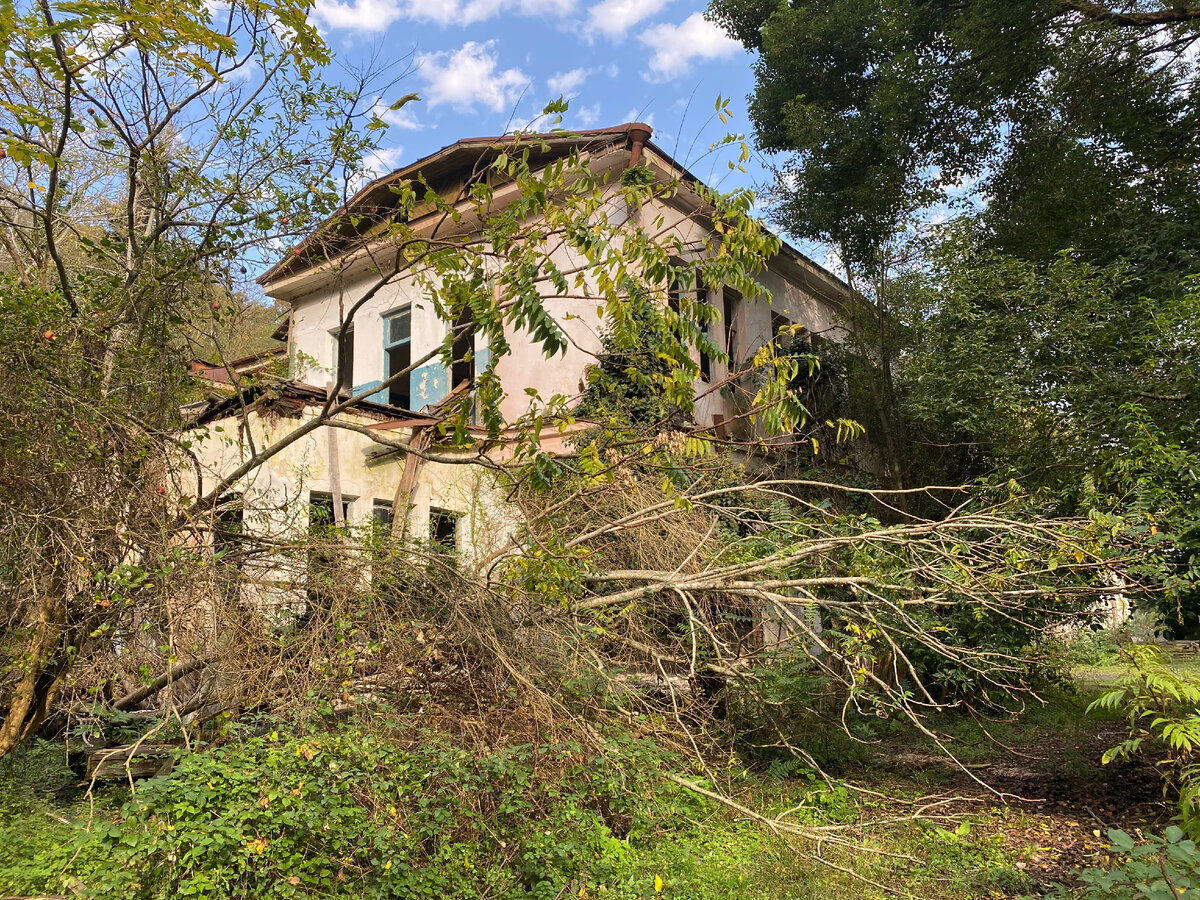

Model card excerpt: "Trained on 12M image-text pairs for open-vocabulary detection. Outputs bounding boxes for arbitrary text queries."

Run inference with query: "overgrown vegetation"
[0,0,1198,896]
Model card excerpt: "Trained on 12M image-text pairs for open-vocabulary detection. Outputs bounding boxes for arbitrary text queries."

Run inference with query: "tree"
[0,0,387,757]
[0,10,794,754]
[708,0,1200,277]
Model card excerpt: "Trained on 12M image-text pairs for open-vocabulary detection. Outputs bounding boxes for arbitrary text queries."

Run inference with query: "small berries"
[279,216,290,225]
[156,486,167,495]
[211,301,221,310]
[43,329,55,340]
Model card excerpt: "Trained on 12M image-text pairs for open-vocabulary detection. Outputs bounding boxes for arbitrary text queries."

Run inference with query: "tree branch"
[1060,0,1200,27]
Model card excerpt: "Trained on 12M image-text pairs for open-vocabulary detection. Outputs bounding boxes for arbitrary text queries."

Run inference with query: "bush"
[1039,828,1200,899]
[66,724,699,900]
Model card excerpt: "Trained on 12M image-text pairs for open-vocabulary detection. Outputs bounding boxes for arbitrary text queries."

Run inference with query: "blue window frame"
[383,306,411,409]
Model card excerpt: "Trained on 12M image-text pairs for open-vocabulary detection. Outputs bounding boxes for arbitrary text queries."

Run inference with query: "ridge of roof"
[259,123,651,287]
[257,122,851,304]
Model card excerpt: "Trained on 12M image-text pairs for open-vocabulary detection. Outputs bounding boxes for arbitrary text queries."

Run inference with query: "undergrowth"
[0,714,1041,900]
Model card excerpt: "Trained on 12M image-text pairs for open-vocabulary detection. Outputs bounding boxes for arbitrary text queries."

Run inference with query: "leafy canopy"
[708,0,1200,271]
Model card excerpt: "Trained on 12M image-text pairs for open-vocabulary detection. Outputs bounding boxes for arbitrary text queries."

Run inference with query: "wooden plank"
[86,744,179,780]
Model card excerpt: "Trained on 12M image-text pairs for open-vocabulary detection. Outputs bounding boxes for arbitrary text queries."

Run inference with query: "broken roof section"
[186,380,441,429]
[259,124,651,288]
[258,122,851,307]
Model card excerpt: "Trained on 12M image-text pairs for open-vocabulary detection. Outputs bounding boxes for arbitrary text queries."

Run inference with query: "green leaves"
[710,0,1200,269]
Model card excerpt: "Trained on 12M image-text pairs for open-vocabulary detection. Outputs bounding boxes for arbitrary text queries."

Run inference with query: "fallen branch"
[113,655,215,711]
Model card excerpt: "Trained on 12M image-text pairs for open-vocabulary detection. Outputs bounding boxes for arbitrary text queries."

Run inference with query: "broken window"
[723,287,741,365]
[667,265,685,317]
[771,311,789,340]
[451,306,475,390]
[372,499,395,535]
[309,491,352,531]
[383,307,412,409]
[213,494,244,562]
[667,263,714,382]
[697,283,711,383]
[429,507,459,551]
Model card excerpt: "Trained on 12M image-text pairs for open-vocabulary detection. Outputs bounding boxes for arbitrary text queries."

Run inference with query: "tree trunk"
[0,596,64,759]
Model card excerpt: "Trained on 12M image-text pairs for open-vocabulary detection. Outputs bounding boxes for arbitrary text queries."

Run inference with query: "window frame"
[382,305,413,410]
[309,490,354,531]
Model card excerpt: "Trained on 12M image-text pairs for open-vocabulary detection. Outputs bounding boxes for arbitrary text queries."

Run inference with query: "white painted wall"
[273,151,849,432]
[183,406,521,571]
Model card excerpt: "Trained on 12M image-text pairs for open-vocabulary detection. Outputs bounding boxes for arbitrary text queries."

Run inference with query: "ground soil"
[877,717,1173,895]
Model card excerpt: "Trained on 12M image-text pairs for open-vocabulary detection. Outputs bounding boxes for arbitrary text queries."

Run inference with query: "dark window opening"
[372,499,395,534]
[309,491,352,531]
[667,266,685,317]
[697,285,711,382]
[451,307,475,389]
[771,311,789,339]
[430,507,458,550]
[213,494,244,559]
[723,288,741,365]
[384,307,412,409]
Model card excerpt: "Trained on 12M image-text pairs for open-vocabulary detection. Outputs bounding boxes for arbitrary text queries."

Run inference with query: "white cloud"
[417,42,531,113]
[406,0,570,25]
[312,0,572,29]
[586,0,671,38]
[548,67,588,98]
[640,13,740,81]
[575,103,602,127]
[348,145,406,191]
[311,0,404,32]
[364,146,406,176]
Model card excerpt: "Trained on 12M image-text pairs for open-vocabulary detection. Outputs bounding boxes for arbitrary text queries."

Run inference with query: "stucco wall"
[184,406,521,569]
[277,165,849,433]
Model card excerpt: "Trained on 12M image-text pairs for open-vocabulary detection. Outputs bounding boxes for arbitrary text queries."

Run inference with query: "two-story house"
[184,123,853,580]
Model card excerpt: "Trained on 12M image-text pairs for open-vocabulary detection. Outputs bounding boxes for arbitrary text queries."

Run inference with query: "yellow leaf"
[655,875,663,893]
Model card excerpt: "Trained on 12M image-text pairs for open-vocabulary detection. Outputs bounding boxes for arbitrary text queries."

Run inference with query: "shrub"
[1039,828,1200,899]
[67,724,695,900]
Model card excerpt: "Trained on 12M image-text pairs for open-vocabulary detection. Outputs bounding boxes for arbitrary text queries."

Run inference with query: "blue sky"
[307,0,829,261]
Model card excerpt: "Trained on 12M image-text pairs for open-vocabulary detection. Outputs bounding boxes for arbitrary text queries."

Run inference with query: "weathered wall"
[184,406,521,569]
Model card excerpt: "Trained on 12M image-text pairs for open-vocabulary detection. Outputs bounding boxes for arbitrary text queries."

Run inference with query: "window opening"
[213,494,244,559]
[372,499,395,534]
[771,311,789,338]
[723,288,741,364]
[383,307,412,409]
[309,491,352,531]
[451,306,475,389]
[429,507,459,550]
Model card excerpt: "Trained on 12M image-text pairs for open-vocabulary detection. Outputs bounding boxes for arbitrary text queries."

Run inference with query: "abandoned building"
[183,123,854,577]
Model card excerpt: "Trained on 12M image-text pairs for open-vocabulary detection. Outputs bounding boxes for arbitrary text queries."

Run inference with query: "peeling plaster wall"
[184,407,521,574]
[275,159,848,432]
